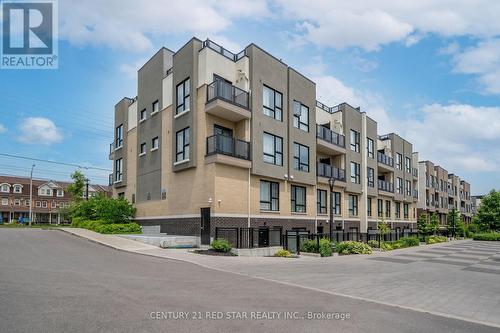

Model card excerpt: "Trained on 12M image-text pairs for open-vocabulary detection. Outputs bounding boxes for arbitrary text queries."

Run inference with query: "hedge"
[473,233,500,241]
[71,218,141,234]
[425,235,448,244]
[211,239,232,252]
[336,241,373,255]
[300,238,333,257]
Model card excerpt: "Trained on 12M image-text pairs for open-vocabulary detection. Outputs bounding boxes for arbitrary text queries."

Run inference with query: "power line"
[0,153,112,172]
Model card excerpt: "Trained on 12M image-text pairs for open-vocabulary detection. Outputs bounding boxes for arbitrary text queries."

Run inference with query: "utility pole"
[29,164,35,226]
[328,177,336,241]
[85,178,90,201]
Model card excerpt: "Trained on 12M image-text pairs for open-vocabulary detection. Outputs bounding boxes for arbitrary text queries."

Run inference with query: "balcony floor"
[205,99,251,122]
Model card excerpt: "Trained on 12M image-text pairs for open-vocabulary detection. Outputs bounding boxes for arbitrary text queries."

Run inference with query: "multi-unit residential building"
[417,161,472,225]
[109,37,426,245]
[471,195,484,215]
[0,175,111,224]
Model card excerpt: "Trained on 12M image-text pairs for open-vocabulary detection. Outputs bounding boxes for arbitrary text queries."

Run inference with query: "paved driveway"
[1,229,498,333]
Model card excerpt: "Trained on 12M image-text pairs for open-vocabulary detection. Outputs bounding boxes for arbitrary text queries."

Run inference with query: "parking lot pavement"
[3,229,499,333]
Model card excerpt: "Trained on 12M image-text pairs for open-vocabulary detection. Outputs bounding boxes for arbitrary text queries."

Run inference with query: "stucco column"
[359,113,368,233]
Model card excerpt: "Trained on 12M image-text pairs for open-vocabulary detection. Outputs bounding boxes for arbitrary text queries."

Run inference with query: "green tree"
[377,218,391,243]
[429,213,439,235]
[67,170,86,202]
[70,194,135,224]
[474,190,500,232]
[447,208,461,237]
[417,212,429,235]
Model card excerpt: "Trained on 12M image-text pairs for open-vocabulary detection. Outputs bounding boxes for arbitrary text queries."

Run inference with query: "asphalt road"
[0,229,497,333]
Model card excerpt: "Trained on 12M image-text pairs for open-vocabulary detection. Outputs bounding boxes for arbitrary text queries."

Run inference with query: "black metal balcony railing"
[412,167,418,177]
[316,124,345,148]
[207,80,250,110]
[206,134,251,160]
[316,162,346,181]
[377,152,394,167]
[202,39,246,62]
[378,179,394,193]
[109,142,115,154]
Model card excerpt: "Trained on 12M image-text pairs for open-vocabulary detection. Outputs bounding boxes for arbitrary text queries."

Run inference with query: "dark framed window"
[291,185,306,213]
[395,153,403,170]
[350,162,360,184]
[367,167,374,187]
[263,85,283,121]
[260,180,279,211]
[175,127,190,162]
[404,203,409,219]
[140,109,146,121]
[115,124,123,148]
[397,177,403,194]
[405,157,411,173]
[176,78,190,114]
[293,143,309,172]
[139,142,146,155]
[317,189,327,214]
[367,137,374,158]
[350,129,360,152]
[114,158,122,182]
[385,200,391,218]
[152,100,159,113]
[377,199,383,218]
[151,137,159,150]
[214,124,233,137]
[395,202,401,219]
[348,195,358,216]
[406,180,412,196]
[293,101,309,132]
[332,191,341,215]
[263,132,283,166]
[367,197,372,217]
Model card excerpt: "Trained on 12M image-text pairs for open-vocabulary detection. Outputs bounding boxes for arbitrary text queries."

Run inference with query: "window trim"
[139,109,147,122]
[115,124,123,149]
[262,85,283,121]
[293,101,309,132]
[151,100,159,115]
[176,78,191,115]
[151,137,159,151]
[293,142,310,172]
[175,127,190,163]
[114,158,123,183]
[350,161,360,184]
[263,132,283,166]
[367,137,374,158]
[350,129,360,152]
[291,185,306,213]
[349,194,358,216]
[332,191,341,215]
[317,189,327,215]
[139,142,146,156]
[260,180,279,211]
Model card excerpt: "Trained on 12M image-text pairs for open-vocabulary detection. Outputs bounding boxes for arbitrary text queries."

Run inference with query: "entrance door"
[258,228,269,247]
[200,208,211,245]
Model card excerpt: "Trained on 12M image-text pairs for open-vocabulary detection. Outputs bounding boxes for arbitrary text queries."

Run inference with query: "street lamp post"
[85,178,90,201]
[29,164,35,226]
[328,177,336,241]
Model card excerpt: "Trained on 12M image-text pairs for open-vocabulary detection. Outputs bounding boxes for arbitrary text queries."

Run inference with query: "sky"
[0,0,500,194]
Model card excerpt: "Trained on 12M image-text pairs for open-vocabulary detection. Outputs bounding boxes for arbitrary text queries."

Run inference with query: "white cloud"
[17,117,63,145]
[59,0,269,52]
[0,123,6,134]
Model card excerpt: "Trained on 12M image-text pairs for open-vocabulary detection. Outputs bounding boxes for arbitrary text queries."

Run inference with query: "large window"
[395,202,401,219]
[396,177,403,194]
[114,158,123,182]
[115,124,123,148]
[175,127,190,162]
[291,185,306,213]
[350,162,360,184]
[403,203,409,219]
[367,137,374,158]
[263,85,282,121]
[260,180,279,211]
[317,189,327,214]
[263,132,283,166]
[377,199,383,218]
[395,153,403,170]
[405,157,411,173]
[293,101,309,132]
[385,200,391,218]
[367,197,372,217]
[332,191,341,215]
[367,167,374,187]
[176,78,190,114]
[348,195,358,216]
[406,180,412,196]
[293,143,309,172]
[350,129,360,152]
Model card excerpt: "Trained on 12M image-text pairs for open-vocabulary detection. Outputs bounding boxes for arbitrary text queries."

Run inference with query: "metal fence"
[215,227,282,249]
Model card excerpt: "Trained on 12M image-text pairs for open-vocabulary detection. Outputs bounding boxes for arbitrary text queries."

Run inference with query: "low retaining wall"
[119,235,200,248]
[231,246,282,257]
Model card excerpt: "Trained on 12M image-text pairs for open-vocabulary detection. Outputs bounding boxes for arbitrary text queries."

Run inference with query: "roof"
[0,174,110,192]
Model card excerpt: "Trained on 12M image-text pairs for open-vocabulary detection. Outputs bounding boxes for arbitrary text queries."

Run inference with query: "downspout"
[247,167,251,228]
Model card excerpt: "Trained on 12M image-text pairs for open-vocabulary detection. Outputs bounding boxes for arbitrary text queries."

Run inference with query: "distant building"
[0,175,111,224]
[471,195,485,215]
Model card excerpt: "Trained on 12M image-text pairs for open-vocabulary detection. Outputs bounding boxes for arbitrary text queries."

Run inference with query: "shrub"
[336,241,372,255]
[473,233,500,241]
[71,218,141,234]
[300,239,318,253]
[399,236,420,247]
[275,249,292,257]
[381,242,393,251]
[211,239,232,253]
[426,235,448,244]
[368,240,380,248]
[319,238,333,257]
[70,195,135,224]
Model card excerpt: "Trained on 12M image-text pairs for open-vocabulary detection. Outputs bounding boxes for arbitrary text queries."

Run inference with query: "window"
[350,162,360,184]
[263,85,282,121]
[396,177,403,194]
[293,101,309,131]
[0,184,9,193]
[57,189,64,197]
[367,138,374,158]
[291,185,306,213]
[395,153,402,170]
[14,199,20,206]
[42,201,47,208]
[152,100,159,113]
[151,137,159,151]
[377,199,383,218]
[406,180,412,196]
[332,192,341,215]
[367,167,374,187]
[35,201,41,208]
[405,157,411,173]
[317,189,327,214]
[348,195,358,216]
[367,197,372,217]
[395,202,401,219]
[176,127,190,162]
[263,132,283,166]
[13,185,22,193]
[350,130,360,152]
[115,158,123,182]
[115,124,123,148]
[176,78,190,114]
[403,203,409,219]
[385,200,391,218]
[140,143,146,156]
[293,143,309,172]
[1,198,8,206]
[140,109,146,121]
[51,201,57,208]
[260,181,279,211]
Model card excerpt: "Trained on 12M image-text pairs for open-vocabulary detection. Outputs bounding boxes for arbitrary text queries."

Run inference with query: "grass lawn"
[0,223,60,229]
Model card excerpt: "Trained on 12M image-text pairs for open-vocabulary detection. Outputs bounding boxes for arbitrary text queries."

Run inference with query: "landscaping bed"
[473,233,500,241]
[193,249,237,256]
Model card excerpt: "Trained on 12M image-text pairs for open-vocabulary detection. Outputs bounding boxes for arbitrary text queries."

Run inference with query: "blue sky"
[1,0,500,194]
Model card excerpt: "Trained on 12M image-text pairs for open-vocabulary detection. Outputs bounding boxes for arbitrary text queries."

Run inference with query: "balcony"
[205,134,251,169]
[377,152,394,171]
[316,125,346,155]
[448,204,456,210]
[205,80,250,122]
[316,162,346,184]
[378,179,394,193]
